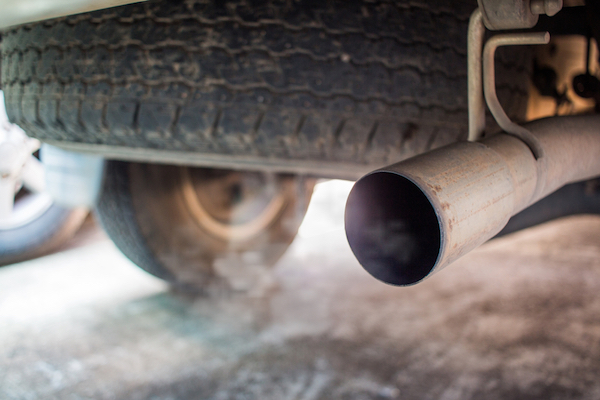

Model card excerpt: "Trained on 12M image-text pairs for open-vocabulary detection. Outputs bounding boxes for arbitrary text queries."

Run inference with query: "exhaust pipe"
[345,115,600,286]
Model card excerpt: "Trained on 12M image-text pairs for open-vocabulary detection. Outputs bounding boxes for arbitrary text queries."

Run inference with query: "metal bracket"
[468,9,487,142]
[483,32,550,159]
[467,2,557,160]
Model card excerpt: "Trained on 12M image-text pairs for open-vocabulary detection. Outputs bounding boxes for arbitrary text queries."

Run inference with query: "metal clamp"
[477,0,562,30]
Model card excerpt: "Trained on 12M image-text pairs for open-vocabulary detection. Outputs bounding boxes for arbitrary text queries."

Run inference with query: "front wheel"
[0,193,88,265]
[96,161,315,292]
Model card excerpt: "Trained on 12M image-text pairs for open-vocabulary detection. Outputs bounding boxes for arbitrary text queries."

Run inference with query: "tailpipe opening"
[345,172,441,286]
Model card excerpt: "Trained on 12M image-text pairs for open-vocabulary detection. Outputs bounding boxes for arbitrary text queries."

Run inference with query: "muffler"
[345,115,600,286]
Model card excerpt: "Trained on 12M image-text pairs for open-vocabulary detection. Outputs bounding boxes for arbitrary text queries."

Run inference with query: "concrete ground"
[1,180,600,400]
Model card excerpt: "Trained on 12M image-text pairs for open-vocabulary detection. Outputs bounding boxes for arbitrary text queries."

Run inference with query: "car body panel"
[0,0,144,28]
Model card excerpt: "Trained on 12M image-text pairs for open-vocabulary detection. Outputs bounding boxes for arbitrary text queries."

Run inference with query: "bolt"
[531,0,563,17]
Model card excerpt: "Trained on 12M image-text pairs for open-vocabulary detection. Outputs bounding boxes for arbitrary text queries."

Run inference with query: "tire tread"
[1,0,531,166]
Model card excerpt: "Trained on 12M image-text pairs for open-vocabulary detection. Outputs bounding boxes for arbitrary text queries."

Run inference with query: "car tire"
[95,161,315,292]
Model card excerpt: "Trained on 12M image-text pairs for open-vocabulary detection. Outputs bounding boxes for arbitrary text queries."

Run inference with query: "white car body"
[0,0,143,28]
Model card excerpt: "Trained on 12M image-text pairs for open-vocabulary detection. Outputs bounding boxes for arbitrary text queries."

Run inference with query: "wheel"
[1,0,531,176]
[0,196,88,265]
[95,161,315,291]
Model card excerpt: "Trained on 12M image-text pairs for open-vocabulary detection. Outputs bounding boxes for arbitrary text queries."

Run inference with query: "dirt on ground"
[1,182,600,400]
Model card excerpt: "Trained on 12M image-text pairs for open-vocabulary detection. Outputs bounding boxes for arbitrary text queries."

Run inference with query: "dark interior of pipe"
[345,172,441,286]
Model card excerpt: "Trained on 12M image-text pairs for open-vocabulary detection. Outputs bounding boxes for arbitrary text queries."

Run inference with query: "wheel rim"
[179,168,287,242]
[0,191,53,230]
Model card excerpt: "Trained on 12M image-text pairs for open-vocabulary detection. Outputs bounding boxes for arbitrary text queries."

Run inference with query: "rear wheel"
[96,161,315,292]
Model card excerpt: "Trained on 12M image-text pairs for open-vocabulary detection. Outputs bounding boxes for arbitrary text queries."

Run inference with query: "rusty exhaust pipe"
[345,116,600,286]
